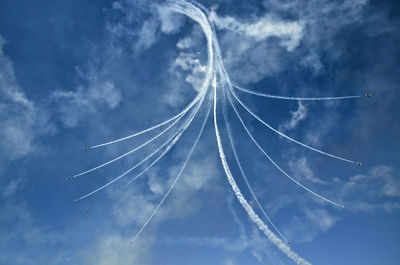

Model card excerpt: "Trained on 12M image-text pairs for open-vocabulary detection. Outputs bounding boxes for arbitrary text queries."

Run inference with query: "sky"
[0,0,400,264]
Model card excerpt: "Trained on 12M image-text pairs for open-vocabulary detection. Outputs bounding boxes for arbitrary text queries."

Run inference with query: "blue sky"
[0,0,399,264]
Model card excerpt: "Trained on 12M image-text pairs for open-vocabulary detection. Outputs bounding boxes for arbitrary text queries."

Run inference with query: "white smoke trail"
[88,91,199,149]
[71,1,358,263]
[226,89,345,208]
[228,86,358,165]
[88,0,214,151]
[165,1,315,263]
[221,85,290,242]
[232,83,363,101]
[115,90,213,194]
[71,101,195,179]
[78,90,208,201]
[131,90,212,242]
[213,84,311,265]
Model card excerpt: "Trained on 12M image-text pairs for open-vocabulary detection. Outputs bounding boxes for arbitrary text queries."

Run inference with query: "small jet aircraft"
[365,93,372,97]
[74,198,78,203]
[83,147,89,151]
[356,162,362,166]
[66,176,71,180]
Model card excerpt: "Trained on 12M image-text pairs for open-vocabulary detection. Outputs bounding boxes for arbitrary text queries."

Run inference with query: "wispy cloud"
[0,36,54,162]
[50,66,121,128]
[338,165,400,213]
[213,11,304,85]
[160,195,285,264]
[279,101,308,132]
[210,11,304,52]
[265,164,399,244]
[289,157,328,185]
[285,207,339,243]
[83,233,153,265]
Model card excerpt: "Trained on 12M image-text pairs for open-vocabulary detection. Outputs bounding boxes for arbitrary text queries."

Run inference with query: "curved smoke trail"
[167,1,312,263]
[72,1,363,263]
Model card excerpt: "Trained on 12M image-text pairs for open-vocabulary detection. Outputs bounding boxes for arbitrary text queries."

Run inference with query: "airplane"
[66,176,71,180]
[85,208,89,212]
[83,146,89,151]
[356,162,362,166]
[74,198,78,203]
[365,93,372,97]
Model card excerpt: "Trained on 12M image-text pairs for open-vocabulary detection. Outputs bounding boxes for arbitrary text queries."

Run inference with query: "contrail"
[88,88,204,149]
[221,85,290,243]
[228,86,359,165]
[89,0,215,150]
[131,89,212,242]
[77,90,208,201]
[71,1,365,263]
[213,84,311,265]
[116,90,213,194]
[232,83,363,101]
[226,89,345,208]
[71,96,204,179]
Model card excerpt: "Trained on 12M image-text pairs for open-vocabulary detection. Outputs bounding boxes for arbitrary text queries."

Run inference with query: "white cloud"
[2,178,25,198]
[157,5,184,34]
[279,101,307,132]
[289,157,328,185]
[284,207,339,243]
[0,178,70,265]
[300,52,324,75]
[220,33,286,84]
[0,36,54,162]
[113,187,159,226]
[84,234,153,265]
[159,195,285,264]
[50,68,121,128]
[207,10,305,85]
[304,208,338,231]
[267,164,399,243]
[304,109,339,147]
[171,51,206,92]
[134,18,159,51]
[338,165,400,213]
[209,11,304,52]
[107,1,185,55]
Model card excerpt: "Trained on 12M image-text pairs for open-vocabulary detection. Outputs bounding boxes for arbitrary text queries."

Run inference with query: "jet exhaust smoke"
[69,1,366,263]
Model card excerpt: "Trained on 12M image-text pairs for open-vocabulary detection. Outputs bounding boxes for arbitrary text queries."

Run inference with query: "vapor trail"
[227,89,344,208]
[71,98,202,179]
[229,87,359,164]
[131,90,212,242]
[232,83,363,101]
[70,1,356,263]
[89,0,214,151]
[89,85,207,150]
[221,86,290,242]
[213,84,311,265]
[78,90,208,201]
[116,90,212,193]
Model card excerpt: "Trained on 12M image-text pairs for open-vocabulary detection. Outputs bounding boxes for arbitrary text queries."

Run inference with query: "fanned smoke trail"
[221,85,290,243]
[78,89,208,201]
[213,84,311,265]
[226,88,344,208]
[89,85,206,149]
[131,89,212,241]
[71,1,364,263]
